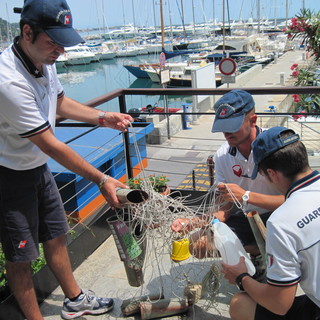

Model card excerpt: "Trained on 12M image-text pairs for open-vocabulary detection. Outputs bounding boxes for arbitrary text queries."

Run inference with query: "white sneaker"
[61,289,114,319]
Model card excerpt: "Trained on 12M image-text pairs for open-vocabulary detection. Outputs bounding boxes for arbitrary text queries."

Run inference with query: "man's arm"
[171,201,235,233]
[217,183,285,211]
[57,95,133,131]
[222,257,297,315]
[240,275,297,315]
[29,129,127,208]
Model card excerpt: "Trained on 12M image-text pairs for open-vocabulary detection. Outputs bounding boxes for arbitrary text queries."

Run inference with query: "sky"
[1,0,320,30]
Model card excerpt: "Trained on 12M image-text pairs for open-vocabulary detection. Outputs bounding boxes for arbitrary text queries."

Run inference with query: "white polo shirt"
[266,171,320,307]
[214,127,279,214]
[0,38,64,170]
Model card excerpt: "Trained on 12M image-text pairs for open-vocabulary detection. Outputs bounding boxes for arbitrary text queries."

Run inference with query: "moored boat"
[64,45,95,65]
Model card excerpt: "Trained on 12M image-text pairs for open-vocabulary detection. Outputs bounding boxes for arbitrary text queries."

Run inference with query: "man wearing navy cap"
[172,90,283,278]
[222,126,320,320]
[0,0,133,319]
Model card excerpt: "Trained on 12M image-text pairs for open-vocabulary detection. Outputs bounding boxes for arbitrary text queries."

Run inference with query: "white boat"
[115,46,140,57]
[64,45,95,65]
[87,42,116,60]
[143,58,220,87]
[56,53,68,68]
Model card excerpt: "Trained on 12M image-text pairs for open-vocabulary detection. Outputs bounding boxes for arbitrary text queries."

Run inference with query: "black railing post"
[119,95,133,180]
[207,155,215,187]
[192,170,196,190]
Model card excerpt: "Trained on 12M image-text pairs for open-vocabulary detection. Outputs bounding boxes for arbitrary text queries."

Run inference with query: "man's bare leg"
[43,234,81,299]
[6,260,44,320]
[229,292,256,320]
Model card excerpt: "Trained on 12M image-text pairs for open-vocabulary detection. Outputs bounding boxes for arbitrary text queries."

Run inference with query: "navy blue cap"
[251,126,300,179]
[212,90,255,133]
[20,0,84,47]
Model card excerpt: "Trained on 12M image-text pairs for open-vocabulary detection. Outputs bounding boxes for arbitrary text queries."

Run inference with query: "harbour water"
[57,54,192,113]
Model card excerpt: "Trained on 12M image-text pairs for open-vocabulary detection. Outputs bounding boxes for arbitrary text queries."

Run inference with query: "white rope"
[224,183,247,215]
[109,127,244,310]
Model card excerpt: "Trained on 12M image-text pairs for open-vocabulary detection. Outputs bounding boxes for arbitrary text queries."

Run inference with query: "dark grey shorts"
[0,164,69,262]
[255,295,320,320]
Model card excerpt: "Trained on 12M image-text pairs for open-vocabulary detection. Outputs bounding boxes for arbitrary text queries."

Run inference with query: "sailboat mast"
[180,0,187,40]
[101,0,106,34]
[167,0,173,43]
[274,0,277,28]
[153,0,157,38]
[6,3,12,43]
[131,0,136,34]
[121,0,126,31]
[286,0,288,27]
[192,0,196,34]
[257,0,260,33]
[213,0,216,40]
[222,0,225,52]
[160,0,165,49]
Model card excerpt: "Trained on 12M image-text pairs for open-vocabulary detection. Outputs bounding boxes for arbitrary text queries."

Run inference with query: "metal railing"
[56,86,320,227]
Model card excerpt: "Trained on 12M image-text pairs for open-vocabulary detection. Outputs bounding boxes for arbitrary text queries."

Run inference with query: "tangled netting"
[104,125,242,318]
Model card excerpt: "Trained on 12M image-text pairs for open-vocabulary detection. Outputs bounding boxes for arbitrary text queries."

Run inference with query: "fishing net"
[104,125,238,318]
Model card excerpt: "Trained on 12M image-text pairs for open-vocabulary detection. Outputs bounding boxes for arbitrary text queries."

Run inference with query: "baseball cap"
[211,90,255,133]
[251,126,300,179]
[18,0,84,47]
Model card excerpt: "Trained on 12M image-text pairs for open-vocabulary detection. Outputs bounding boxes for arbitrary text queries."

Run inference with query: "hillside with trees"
[0,18,19,42]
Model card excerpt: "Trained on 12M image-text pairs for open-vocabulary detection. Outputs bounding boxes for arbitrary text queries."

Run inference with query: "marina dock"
[40,49,312,319]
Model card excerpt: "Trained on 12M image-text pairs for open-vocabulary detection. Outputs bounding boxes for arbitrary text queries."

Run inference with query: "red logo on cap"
[220,107,228,116]
[65,15,71,25]
[232,165,242,177]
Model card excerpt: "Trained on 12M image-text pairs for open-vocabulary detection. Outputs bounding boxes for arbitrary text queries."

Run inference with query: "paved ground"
[40,49,312,319]
[41,236,237,320]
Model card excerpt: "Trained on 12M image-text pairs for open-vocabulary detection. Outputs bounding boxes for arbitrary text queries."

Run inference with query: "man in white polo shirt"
[171,90,283,279]
[222,126,320,320]
[0,0,133,319]
[210,90,282,255]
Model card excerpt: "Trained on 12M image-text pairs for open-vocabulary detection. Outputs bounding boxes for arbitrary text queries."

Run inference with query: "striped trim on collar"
[228,126,262,156]
[12,36,43,78]
[286,171,320,199]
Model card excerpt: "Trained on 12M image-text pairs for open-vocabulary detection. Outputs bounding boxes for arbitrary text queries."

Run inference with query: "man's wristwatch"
[242,190,250,206]
[98,111,106,126]
[235,272,251,291]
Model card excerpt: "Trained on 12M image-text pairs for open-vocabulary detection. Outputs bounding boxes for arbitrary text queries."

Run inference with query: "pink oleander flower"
[291,17,298,26]
[293,94,300,103]
[292,70,299,77]
[290,64,299,70]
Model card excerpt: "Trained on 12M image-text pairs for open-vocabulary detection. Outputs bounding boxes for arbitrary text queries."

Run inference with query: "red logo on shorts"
[18,240,27,248]
[232,165,242,177]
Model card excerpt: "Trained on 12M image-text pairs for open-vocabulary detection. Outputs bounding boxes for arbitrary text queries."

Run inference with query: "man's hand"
[221,256,248,284]
[103,112,133,132]
[217,183,246,203]
[99,176,129,209]
[171,218,192,233]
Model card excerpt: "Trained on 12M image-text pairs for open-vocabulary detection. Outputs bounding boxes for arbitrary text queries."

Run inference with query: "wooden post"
[121,293,164,316]
[140,298,189,320]
[247,211,267,263]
